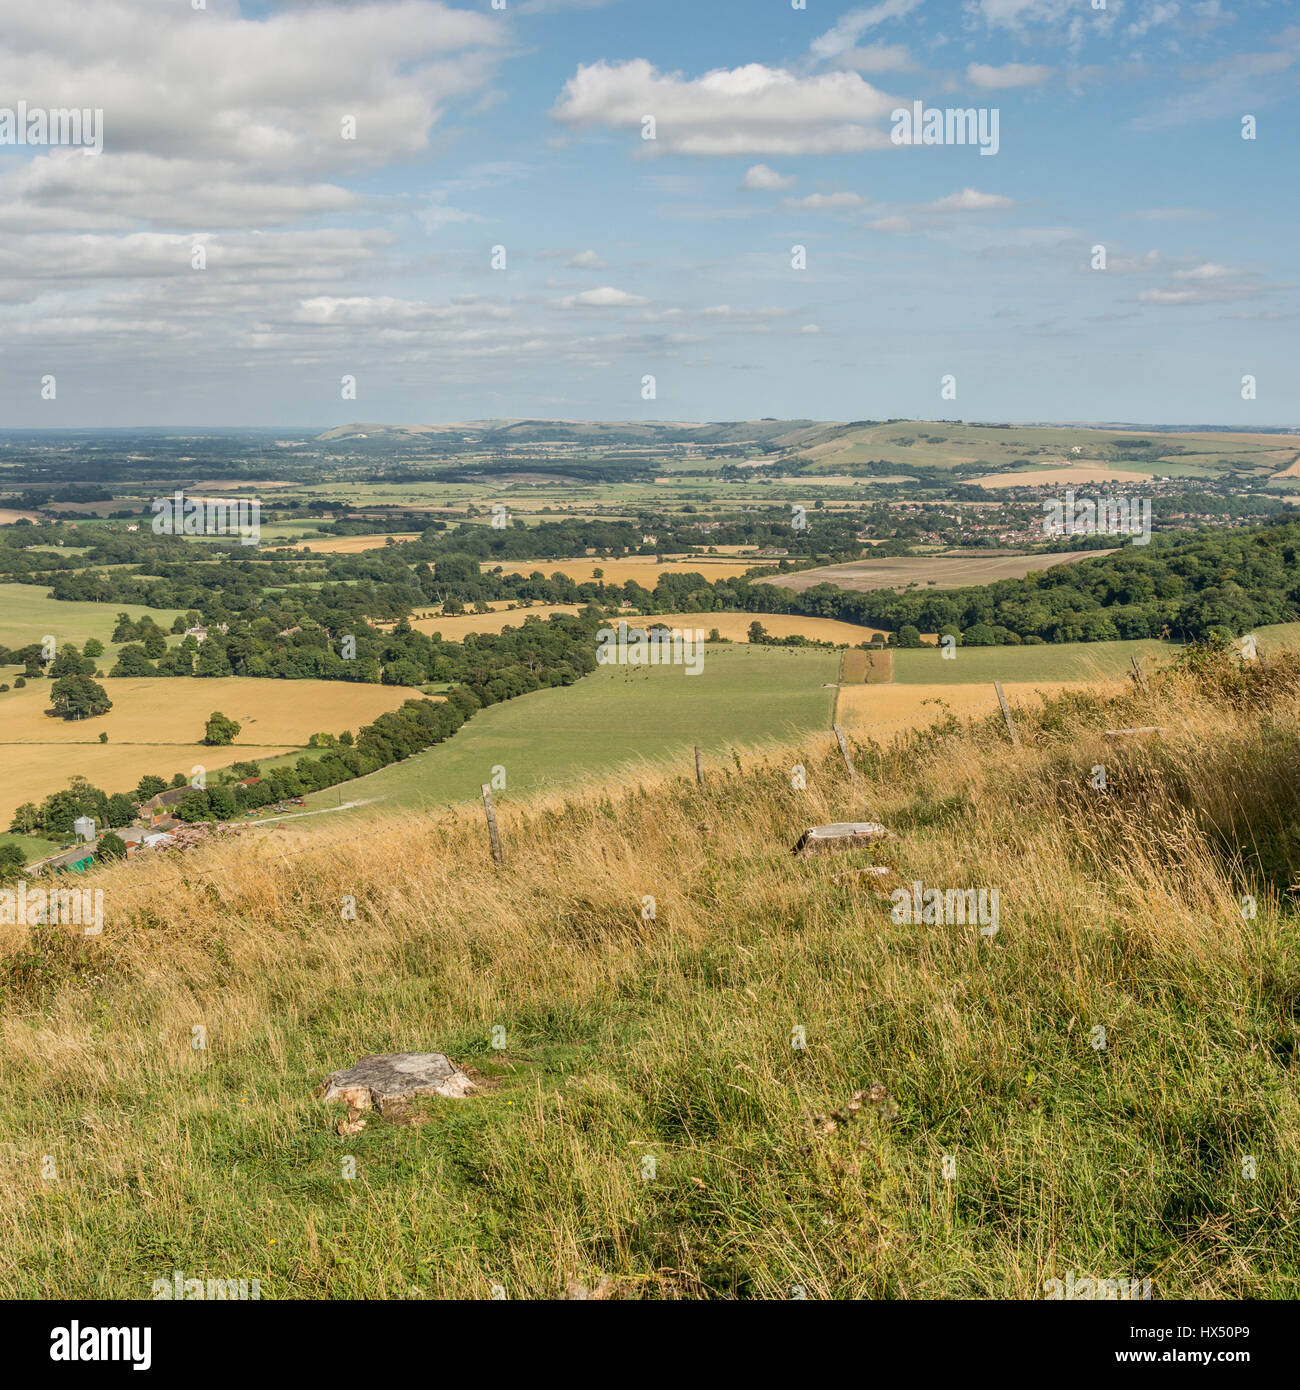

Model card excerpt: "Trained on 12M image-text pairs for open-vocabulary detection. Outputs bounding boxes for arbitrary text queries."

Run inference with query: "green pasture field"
[0,584,185,656]
[1255,621,1300,652]
[892,639,1175,685]
[295,644,839,815]
[893,622,1300,685]
[0,830,66,864]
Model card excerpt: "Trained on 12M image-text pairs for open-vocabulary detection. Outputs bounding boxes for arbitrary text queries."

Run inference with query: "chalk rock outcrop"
[319,1052,476,1134]
[792,823,895,858]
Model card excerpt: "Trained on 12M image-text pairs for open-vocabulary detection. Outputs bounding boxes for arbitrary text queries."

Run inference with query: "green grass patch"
[0,830,65,863]
[0,583,185,656]
[894,638,1174,685]
[301,645,838,813]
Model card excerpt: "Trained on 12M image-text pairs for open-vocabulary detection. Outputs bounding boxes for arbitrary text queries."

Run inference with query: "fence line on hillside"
[17,724,866,909]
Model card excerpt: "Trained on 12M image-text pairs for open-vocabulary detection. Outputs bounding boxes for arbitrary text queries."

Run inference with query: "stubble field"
[0,678,435,823]
[757,551,1111,594]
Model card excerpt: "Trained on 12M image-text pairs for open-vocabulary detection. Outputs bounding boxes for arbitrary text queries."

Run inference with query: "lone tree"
[0,843,26,885]
[49,644,95,678]
[204,711,241,746]
[49,675,112,720]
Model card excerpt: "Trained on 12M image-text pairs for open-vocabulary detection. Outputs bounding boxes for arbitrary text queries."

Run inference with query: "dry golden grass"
[289,533,422,554]
[392,605,586,640]
[758,553,1106,595]
[3,651,1299,1299]
[839,648,893,685]
[0,678,433,821]
[837,679,1124,738]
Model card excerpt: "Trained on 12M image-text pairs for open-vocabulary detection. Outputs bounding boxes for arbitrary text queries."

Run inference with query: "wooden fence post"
[1130,654,1150,696]
[833,723,858,783]
[993,682,1020,746]
[694,745,704,786]
[481,784,503,865]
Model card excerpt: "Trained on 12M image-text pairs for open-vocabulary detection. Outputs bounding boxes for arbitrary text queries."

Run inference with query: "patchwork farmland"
[4,413,1300,1313]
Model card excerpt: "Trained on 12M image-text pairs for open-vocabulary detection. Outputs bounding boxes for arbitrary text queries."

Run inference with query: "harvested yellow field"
[836,680,1123,740]
[0,677,434,821]
[762,552,1107,594]
[484,556,766,585]
[637,611,890,645]
[971,465,1151,489]
[400,605,585,639]
[395,599,513,621]
[289,533,422,553]
[0,743,299,827]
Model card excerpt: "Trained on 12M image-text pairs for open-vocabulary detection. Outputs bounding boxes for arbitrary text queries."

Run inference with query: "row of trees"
[30,609,607,704]
[613,519,1300,646]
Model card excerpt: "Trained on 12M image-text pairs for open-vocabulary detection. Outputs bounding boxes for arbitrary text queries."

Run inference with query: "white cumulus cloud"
[741,164,794,191]
[552,286,648,309]
[967,62,1055,89]
[551,60,901,156]
[782,192,868,211]
[926,187,1014,211]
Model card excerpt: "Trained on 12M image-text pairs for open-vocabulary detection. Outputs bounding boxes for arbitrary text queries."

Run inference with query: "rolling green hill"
[297,644,838,813]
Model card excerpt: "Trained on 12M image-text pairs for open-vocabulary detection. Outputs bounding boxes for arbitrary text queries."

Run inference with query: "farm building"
[140,787,197,822]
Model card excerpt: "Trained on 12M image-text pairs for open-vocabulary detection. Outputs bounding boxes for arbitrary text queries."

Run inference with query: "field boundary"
[0,740,310,748]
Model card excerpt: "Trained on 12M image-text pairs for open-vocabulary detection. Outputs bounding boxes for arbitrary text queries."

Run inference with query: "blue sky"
[0,0,1296,427]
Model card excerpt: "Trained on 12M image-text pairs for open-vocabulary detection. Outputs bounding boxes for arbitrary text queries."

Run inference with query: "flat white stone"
[319,1053,477,1132]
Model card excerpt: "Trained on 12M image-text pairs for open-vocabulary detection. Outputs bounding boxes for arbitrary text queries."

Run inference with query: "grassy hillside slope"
[3,650,1299,1298]
[298,644,839,811]
[0,582,186,653]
